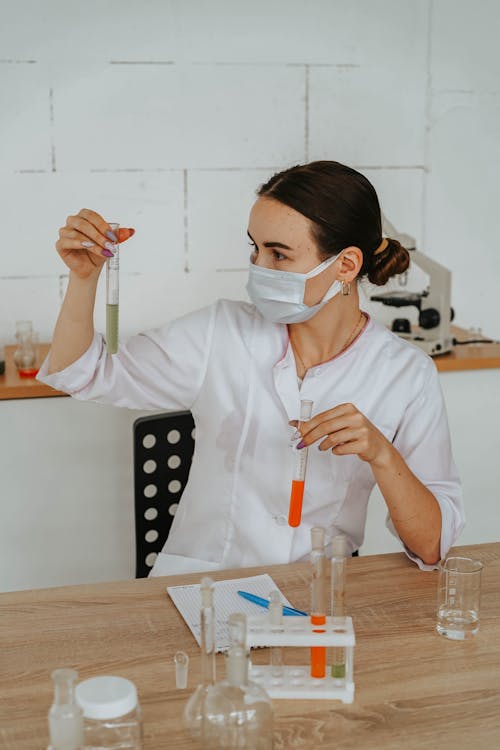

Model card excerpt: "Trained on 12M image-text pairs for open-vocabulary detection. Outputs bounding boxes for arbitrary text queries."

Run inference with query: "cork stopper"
[311,526,325,551]
[200,577,214,607]
[228,613,247,648]
[226,645,247,687]
[331,534,347,558]
[268,590,283,626]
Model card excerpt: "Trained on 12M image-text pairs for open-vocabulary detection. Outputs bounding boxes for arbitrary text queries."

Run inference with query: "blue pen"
[237,590,308,617]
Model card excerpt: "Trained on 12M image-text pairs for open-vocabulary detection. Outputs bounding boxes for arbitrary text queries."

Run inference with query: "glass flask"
[48,668,84,750]
[207,613,274,749]
[183,577,220,747]
[13,320,38,377]
[75,675,142,749]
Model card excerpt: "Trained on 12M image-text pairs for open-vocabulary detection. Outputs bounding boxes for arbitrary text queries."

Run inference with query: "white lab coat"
[38,299,464,574]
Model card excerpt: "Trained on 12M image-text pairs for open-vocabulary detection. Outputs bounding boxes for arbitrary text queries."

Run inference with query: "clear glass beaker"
[436,556,483,640]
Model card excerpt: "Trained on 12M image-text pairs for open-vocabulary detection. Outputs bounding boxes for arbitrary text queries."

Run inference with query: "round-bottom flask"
[207,635,274,748]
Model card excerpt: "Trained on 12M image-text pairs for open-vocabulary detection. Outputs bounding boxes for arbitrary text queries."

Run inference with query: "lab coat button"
[273,514,288,526]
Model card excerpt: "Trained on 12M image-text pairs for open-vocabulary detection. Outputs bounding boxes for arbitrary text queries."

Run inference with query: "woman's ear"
[338,246,363,281]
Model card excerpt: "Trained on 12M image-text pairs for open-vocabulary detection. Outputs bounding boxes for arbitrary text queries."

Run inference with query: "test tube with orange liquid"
[310,526,327,678]
[288,399,313,527]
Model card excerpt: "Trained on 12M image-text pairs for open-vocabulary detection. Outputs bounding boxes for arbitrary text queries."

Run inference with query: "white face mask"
[246,254,343,324]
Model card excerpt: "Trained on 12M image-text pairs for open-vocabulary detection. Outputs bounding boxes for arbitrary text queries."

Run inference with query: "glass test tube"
[331,534,347,680]
[288,399,314,527]
[106,222,120,354]
[200,576,216,686]
[310,526,327,679]
[268,590,284,677]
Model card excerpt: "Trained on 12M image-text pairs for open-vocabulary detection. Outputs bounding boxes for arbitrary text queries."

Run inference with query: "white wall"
[1,0,499,590]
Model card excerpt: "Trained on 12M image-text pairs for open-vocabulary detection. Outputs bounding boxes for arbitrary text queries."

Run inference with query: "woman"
[38,160,464,575]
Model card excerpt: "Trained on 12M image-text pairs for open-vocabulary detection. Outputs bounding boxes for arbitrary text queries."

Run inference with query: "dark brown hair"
[257,160,409,285]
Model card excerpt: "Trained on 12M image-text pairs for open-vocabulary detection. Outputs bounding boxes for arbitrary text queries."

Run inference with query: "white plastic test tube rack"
[246,614,355,702]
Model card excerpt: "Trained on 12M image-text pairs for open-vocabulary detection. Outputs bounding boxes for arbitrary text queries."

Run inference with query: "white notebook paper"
[167,574,295,652]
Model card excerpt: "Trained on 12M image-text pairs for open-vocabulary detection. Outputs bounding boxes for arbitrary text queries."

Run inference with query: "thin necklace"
[290,312,365,375]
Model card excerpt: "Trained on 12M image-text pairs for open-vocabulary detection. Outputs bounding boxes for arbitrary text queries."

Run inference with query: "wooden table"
[1,543,499,749]
[0,344,67,400]
[434,326,500,372]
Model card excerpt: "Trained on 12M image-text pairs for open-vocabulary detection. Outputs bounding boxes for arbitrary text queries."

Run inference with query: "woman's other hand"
[290,403,394,468]
[56,208,135,280]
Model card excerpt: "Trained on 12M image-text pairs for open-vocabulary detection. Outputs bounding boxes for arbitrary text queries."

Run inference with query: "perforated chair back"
[133,411,195,578]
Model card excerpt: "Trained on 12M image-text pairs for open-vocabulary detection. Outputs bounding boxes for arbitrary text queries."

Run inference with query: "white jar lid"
[75,676,138,720]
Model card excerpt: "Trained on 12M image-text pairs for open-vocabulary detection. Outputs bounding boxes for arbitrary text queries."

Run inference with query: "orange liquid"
[288,479,304,527]
[18,367,39,378]
[310,614,326,678]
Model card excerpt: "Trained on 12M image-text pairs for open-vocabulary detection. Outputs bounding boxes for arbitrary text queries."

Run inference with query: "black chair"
[133,411,195,578]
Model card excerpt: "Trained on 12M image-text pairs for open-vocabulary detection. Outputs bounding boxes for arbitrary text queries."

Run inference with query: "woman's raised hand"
[56,208,135,280]
[290,402,394,468]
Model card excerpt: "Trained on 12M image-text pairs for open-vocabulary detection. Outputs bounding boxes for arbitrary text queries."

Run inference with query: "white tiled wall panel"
[174,0,428,68]
[0,172,185,277]
[187,169,274,271]
[0,63,52,171]
[431,0,500,93]
[309,66,427,167]
[53,64,306,171]
[425,92,500,338]
[0,0,177,62]
[362,168,424,247]
[0,276,60,344]
[0,0,428,68]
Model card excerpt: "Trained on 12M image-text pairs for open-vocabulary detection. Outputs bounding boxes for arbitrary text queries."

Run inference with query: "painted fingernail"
[101,249,114,258]
[104,241,117,252]
[106,229,118,242]
[296,440,306,450]
[81,241,94,248]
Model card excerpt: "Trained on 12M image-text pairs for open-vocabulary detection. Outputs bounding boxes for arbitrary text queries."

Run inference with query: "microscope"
[369,217,454,357]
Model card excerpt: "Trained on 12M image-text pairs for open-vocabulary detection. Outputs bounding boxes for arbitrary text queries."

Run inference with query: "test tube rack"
[245,614,355,703]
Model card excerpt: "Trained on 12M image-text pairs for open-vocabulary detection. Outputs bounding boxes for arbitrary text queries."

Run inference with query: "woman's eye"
[272,251,286,261]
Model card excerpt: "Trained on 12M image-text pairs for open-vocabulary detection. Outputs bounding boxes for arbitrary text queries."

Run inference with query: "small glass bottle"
[75,675,142,749]
[48,668,83,750]
[13,320,39,377]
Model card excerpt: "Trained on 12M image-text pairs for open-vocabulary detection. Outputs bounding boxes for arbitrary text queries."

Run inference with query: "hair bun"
[367,237,410,286]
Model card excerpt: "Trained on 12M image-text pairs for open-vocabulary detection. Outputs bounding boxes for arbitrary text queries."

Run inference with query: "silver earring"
[341,281,351,296]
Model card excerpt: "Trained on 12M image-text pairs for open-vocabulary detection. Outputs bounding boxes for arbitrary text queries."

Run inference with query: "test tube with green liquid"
[106,222,120,354]
[331,534,347,680]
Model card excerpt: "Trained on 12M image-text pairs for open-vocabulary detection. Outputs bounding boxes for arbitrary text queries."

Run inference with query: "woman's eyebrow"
[246,230,294,251]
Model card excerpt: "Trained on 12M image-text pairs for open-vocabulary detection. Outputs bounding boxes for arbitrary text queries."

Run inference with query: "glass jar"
[13,320,39,377]
[75,676,142,750]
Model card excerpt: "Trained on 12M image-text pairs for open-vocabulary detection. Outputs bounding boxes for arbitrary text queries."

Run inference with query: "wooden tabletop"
[1,542,499,749]
[0,344,67,400]
[434,326,500,373]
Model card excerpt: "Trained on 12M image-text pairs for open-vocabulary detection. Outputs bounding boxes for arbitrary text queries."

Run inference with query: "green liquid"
[331,662,346,679]
[106,304,119,354]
